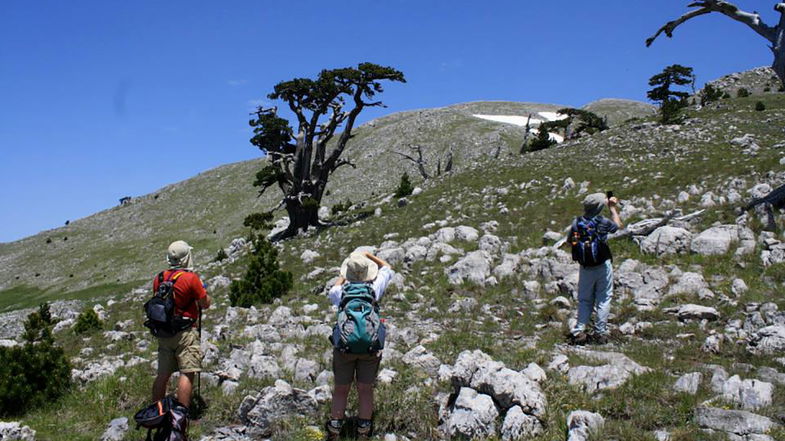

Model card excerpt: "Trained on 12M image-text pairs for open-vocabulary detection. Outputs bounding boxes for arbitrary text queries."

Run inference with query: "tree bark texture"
[647,1,785,87]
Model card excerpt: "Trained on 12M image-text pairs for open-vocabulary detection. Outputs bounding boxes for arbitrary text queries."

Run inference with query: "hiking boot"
[357,419,372,440]
[325,419,343,441]
[570,332,588,345]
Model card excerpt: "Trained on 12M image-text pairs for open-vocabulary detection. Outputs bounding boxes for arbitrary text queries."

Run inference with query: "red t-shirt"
[152,270,207,322]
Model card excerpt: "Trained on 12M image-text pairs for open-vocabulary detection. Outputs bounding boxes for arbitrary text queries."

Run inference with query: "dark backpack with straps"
[143,271,194,338]
[134,397,189,441]
[570,216,610,267]
[331,282,386,354]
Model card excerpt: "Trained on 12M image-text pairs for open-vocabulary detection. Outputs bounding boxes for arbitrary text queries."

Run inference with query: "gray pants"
[571,259,613,336]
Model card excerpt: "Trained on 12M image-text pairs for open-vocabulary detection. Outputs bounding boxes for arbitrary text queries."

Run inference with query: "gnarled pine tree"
[647,1,785,87]
[249,63,405,240]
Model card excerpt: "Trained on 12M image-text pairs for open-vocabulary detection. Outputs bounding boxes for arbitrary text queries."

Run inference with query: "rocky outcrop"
[237,380,319,438]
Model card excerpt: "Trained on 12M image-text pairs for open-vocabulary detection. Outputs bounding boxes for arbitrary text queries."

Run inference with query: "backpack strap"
[339,282,376,309]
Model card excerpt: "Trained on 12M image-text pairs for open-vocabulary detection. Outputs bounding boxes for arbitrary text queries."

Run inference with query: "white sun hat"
[340,252,379,282]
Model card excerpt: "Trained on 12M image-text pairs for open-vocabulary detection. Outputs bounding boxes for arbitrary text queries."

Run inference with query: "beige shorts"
[332,349,382,385]
[157,328,202,375]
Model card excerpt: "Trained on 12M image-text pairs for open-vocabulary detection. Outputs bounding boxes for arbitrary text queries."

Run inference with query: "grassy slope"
[13,92,785,440]
[0,100,653,311]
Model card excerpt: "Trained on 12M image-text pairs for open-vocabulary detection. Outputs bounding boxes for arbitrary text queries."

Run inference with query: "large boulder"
[640,226,692,256]
[237,380,319,437]
[691,225,755,256]
[440,387,499,439]
[694,407,778,439]
[469,362,547,417]
[455,226,480,242]
[721,375,774,410]
[445,251,492,286]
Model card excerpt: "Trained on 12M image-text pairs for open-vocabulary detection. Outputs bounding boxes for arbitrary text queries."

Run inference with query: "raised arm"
[364,252,391,269]
[608,197,624,229]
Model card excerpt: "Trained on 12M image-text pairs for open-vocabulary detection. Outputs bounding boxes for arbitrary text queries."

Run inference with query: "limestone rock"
[100,417,129,441]
[721,375,774,410]
[748,325,785,355]
[694,407,777,439]
[664,304,720,321]
[501,405,543,441]
[673,372,702,395]
[440,387,499,439]
[567,410,604,441]
[0,422,36,441]
[640,226,692,256]
[402,345,441,376]
[237,380,319,437]
[445,251,492,286]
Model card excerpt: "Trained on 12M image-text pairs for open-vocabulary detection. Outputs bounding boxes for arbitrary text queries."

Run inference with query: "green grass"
[4,92,785,440]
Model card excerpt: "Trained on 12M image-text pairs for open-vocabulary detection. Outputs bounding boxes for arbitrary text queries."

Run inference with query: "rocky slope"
[1,71,785,440]
[0,99,654,310]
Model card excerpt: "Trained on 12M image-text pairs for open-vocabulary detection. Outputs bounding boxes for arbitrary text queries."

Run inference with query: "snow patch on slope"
[472,112,567,143]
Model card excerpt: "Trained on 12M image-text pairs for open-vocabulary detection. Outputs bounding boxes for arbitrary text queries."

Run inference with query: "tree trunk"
[274,199,322,240]
[774,4,785,86]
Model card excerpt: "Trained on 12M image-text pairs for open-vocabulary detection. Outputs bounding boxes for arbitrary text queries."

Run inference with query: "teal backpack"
[331,282,386,354]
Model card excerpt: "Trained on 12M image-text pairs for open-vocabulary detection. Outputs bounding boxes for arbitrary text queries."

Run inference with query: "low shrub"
[0,303,71,416]
[73,307,102,335]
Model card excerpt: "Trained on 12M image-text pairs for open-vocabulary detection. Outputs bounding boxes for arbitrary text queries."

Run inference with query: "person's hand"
[608,197,619,208]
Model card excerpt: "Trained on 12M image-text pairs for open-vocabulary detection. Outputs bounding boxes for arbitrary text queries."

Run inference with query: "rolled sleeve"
[371,266,395,302]
[328,285,343,307]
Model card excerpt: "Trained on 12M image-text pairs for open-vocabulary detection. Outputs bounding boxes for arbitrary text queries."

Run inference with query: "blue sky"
[0,1,775,242]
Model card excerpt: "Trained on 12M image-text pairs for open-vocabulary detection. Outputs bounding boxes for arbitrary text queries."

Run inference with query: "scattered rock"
[640,226,692,256]
[237,380,319,438]
[694,406,778,440]
[440,387,499,439]
[0,422,36,441]
[100,417,129,441]
[566,410,604,441]
[673,372,702,395]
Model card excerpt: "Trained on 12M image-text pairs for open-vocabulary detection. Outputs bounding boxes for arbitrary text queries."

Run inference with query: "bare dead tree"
[393,144,453,180]
[647,1,785,87]
[393,144,430,180]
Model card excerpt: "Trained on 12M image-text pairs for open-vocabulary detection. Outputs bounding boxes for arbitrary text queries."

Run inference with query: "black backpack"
[134,397,189,441]
[570,216,611,267]
[143,270,194,338]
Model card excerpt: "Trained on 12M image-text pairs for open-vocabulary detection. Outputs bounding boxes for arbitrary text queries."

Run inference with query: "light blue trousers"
[571,259,613,336]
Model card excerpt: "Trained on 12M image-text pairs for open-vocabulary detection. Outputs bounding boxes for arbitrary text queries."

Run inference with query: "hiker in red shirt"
[151,240,211,408]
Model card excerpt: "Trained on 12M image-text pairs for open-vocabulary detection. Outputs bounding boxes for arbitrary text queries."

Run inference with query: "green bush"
[394,172,414,198]
[699,84,723,106]
[737,88,750,98]
[528,128,557,152]
[755,101,766,111]
[229,236,293,307]
[73,308,102,335]
[331,199,353,215]
[214,248,229,262]
[0,303,71,416]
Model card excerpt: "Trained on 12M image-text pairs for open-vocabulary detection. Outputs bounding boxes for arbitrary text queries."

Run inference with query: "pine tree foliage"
[73,307,102,335]
[394,172,414,198]
[229,234,293,307]
[647,64,695,124]
[0,303,71,416]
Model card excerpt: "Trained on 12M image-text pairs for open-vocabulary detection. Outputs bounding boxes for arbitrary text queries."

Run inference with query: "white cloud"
[227,79,247,87]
